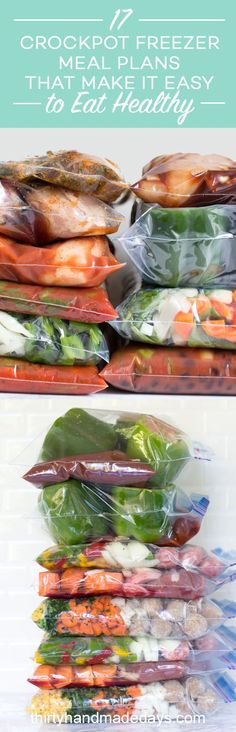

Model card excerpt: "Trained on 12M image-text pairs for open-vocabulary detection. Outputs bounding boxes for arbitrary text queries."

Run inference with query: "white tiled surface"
[0,392,236,732]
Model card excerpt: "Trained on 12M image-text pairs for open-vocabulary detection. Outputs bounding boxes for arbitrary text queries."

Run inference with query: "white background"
[0,129,236,730]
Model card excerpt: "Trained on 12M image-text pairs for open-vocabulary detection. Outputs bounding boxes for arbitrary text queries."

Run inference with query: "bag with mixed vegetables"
[113,287,236,349]
[131,153,236,206]
[0,311,109,366]
[37,560,236,600]
[121,204,236,287]
[0,360,107,395]
[101,346,236,395]
[0,282,117,322]
[32,596,235,639]
[31,626,236,668]
[27,674,236,721]
[35,541,232,575]
[28,625,236,688]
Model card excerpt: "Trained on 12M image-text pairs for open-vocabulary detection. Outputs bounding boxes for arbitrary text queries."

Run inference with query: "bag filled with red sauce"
[101,346,236,395]
[0,358,107,395]
[0,235,124,287]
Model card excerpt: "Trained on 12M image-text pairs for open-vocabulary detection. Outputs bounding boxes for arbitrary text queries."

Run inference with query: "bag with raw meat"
[32,596,235,639]
[37,559,235,600]
[0,150,127,202]
[29,628,236,689]
[132,153,236,206]
[35,541,233,576]
[0,181,123,244]
[0,236,123,287]
[27,674,236,721]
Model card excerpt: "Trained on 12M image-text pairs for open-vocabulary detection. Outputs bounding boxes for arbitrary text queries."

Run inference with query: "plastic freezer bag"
[31,627,236,668]
[0,181,123,244]
[131,153,236,206]
[27,660,221,689]
[0,281,118,322]
[0,311,109,366]
[38,481,209,546]
[0,359,107,395]
[113,287,236,349]
[36,408,211,488]
[27,674,236,721]
[0,236,123,287]
[101,346,236,396]
[36,542,230,575]
[0,150,127,203]
[121,204,236,288]
[23,454,156,487]
[38,561,235,600]
[32,596,232,639]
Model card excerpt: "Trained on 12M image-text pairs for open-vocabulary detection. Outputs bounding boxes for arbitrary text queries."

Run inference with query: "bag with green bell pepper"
[34,409,211,487]
[121,204,236,287]
[38,479,209,545]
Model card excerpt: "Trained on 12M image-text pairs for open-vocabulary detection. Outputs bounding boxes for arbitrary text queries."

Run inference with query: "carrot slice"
[174,311,194,340]
[84,570,123,594]
[60,569,84,595]
[201,320,236,340]
[210,300,233,321]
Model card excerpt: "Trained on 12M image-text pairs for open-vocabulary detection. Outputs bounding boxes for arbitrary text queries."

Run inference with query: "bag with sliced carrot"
[32,595,234,639]
[112,286,236,349]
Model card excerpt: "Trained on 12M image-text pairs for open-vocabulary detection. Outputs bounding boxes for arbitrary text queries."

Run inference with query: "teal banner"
[0,0,234,126]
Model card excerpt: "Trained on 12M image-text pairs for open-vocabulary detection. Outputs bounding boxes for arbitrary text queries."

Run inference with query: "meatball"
[163,680,185,703]
[182,614,208,639]
[166,600,186,621]
[150,617,173,638]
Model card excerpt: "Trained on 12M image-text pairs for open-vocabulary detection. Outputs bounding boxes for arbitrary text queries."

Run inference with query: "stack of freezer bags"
[24,408,236,722]
[105,154,236,394]
[0,149,127,393]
